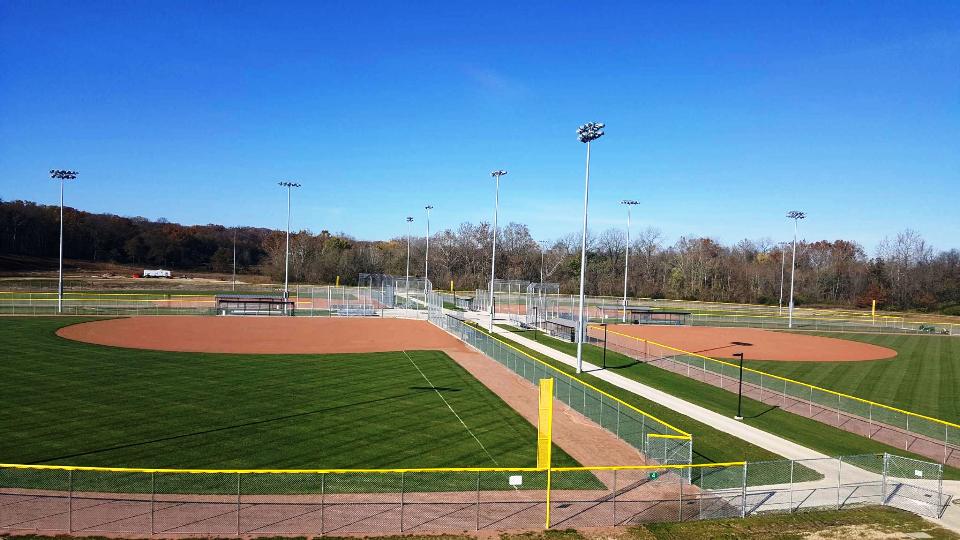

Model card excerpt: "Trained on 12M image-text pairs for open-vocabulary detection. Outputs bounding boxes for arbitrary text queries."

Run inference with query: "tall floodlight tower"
[405,216,414,301]
[786,211,806,328]
[278,182,301,300]
[424,205,433,294]
[488,170,508,330]
[50,169,78,313]
[575,122,605,373]
[620,200,640,323]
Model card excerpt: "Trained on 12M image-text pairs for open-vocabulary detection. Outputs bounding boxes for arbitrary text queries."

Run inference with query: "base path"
[605,325,896,362]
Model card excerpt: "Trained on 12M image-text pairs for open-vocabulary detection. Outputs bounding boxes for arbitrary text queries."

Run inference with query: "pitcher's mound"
[603,325,896,362]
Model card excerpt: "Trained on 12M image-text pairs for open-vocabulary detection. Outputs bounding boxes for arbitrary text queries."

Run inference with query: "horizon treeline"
[1,199,958,312]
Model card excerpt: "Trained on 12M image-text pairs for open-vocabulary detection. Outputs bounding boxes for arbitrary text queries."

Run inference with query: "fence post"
[740,463,747,518]
[236,473,241,535]
[788,460,794,512]
[150,472,155,535]
[612,469,618,526]
[320,473,325,534]
[880,453,889,504]
[616,401,621,438]
[400,471,405,532]
[678,472,683,521]
[836,457,843,510]
[938,463,944,517]
[475,471,481,530]
[68,469,73,534]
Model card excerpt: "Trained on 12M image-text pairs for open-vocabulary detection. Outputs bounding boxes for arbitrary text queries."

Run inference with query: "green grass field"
[751,332,960,422]
[492,325,960,479]
[0,317,580,471]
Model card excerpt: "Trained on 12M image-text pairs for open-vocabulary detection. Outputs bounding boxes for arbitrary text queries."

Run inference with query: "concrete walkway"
[464,312,960,531]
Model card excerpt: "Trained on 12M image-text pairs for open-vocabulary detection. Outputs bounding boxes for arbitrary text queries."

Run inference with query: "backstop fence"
[471,290,959,336]
[0,453,946,536]
[592,327,960,468]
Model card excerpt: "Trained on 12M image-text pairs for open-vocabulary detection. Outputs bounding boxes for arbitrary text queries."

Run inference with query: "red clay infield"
[57,317,465,354]
[601,325,897,362]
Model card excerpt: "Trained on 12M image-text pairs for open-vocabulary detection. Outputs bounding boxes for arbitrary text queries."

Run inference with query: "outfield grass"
[493,325,960,479]
[750,332,960,422]
[0,317,580,471]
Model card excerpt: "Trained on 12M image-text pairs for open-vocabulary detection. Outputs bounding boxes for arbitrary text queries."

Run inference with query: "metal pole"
[489,173,502,330]
[576,140,591,373]
[735,353,744,419]
[622,205,631,323]
[788,218,799,328]
[405,217,412,305]
[284,185,291,299]
[778,244,786,316]
[58,177,65,313]
[425,206,432,294]
[232,229,237,291]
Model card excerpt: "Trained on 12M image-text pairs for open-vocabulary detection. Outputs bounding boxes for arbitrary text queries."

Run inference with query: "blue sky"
[1,1,958,251]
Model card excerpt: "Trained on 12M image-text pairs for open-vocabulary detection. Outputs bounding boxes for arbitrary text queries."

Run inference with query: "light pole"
[488,170,507,330]
[733,352,745,420]
[405,216,414,304]
[278,181,301,301]
[575,122,605,373]
[786,211,806,328]
[621,200,639,323]
[50,169,78,313]
[778,242,787,316]
[232,228,237,292]
[538,240,548,286]
[424,205,433,294]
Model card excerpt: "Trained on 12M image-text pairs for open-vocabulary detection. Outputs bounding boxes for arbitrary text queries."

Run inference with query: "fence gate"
[883,454,948,518]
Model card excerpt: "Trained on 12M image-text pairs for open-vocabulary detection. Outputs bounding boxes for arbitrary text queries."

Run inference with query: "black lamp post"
[734,352,745,420]
[599,323,608,369]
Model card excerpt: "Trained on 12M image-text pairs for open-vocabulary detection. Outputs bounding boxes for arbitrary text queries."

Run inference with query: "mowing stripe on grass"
[402,350,501,467]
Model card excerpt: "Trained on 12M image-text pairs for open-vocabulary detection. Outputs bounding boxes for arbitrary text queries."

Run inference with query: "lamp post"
[621,200,639,323]
[733,352,745,420]
[232,228,237,292]
[405,216,414,304]
[786,211,806,328]
[50,169,78,313]
[278,182,301,302]
[488,170,507,330]
[424,205,433,294]
[778,242,786,316]
[575,122,605,373]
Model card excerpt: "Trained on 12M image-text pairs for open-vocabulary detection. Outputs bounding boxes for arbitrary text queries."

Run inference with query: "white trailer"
[143,269,172,278]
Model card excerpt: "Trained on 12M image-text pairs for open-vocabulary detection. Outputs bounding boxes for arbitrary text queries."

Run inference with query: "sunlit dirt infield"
[602,325,896,362]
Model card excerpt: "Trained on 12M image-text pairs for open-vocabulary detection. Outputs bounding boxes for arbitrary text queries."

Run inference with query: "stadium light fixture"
[424,206,433,294]
[575,123,604,373]
[278,182,301,303]
[786,210,806,328]
[620,199,640,323]
[488,170,508,330]
[49,169,78,313]
[733,352,745,419]
[405,216,414,303]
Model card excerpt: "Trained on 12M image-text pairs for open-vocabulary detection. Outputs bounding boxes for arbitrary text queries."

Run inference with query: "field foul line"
[402,350,503,469]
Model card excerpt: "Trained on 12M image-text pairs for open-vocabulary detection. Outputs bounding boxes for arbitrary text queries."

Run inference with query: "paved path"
[466,312,960,531]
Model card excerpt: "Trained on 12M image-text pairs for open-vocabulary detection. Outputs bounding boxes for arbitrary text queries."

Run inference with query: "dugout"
[624,307,690,325]
[216,295,295,316]
[543,317,578,342]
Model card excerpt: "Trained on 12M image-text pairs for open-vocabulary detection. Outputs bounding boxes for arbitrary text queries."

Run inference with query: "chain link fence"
[593,327,960,468]
[0,455,947,536]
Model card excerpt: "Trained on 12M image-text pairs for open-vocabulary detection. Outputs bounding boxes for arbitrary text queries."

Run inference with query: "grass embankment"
[493,324,960,480]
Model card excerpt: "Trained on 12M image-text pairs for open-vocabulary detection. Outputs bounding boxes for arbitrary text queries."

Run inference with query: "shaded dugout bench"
[597,305,691,325]
[216,295,295,316]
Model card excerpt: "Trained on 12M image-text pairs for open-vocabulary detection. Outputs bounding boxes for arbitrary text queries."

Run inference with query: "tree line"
[1,199,958,312]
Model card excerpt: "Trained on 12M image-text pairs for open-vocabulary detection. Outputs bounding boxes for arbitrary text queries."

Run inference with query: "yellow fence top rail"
[0,462,740,474]
[601,327,960,431]
[468,321,691,439]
